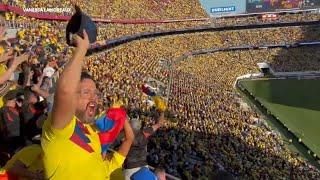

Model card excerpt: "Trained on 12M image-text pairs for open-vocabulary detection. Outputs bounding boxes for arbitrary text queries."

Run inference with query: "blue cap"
[131,167,157,180]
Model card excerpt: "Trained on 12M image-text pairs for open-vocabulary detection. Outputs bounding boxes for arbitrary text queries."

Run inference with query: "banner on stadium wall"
[246,0,320,13]
[199,0,247,17]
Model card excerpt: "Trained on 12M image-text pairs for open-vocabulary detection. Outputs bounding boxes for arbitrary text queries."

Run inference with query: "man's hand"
[0,49,13,62]
[158,112,166,125]
[0,50,27,84]
[28,70,34,78]
[0,27,6,41]
[31,74,49,98]
[31,74,44,92]
[11,53,29,68]
[72,29,90,51]
[151,112,166,133]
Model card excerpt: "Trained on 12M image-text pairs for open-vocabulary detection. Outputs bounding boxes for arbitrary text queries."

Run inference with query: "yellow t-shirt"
[4,144,43,173]
[0,64,7,76]
[5,13,10,21]
[17,30,25,39]
[41,115,125,180]
[0,46,5,55]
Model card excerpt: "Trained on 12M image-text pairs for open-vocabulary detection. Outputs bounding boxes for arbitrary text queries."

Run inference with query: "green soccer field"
[238,78,320,158]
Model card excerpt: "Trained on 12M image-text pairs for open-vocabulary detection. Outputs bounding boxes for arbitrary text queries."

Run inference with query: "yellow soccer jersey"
[41,115,125,180]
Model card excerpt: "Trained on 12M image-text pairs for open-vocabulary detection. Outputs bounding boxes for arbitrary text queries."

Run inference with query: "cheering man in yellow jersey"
[41,30,134,180]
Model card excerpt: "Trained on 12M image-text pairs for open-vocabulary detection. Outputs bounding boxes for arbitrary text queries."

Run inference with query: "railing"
[107,148,180,179]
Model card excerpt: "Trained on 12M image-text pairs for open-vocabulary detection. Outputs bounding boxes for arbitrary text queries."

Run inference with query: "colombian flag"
[141,84,156,97]
[95,107,126,153]
[141,84,167,112]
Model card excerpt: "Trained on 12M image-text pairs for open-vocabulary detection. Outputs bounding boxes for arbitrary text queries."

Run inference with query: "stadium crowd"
[0,16,69,163]
[2,0,320,40]
[212,11,320,27]
[1,3,320,179]
[83,26,320,178]
[1,0,207,19]
[164,51,320,179]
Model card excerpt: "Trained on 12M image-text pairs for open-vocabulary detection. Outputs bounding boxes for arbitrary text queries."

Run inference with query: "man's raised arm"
[51,30,89,129]
[117,120,135,157]
[143,112,166,139]
[0,53,28,85]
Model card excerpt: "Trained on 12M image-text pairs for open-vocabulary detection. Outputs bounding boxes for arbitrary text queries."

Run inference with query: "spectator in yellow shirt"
[41,30,134,180]
[4,144,43,180]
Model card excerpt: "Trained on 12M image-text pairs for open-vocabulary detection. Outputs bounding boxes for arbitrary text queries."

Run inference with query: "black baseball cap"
[66,5,97,46]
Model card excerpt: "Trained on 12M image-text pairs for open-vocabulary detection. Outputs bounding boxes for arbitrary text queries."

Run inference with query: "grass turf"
[239,78,320,157]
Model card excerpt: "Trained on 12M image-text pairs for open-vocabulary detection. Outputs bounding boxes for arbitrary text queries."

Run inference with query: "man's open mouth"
[86,101,97,118]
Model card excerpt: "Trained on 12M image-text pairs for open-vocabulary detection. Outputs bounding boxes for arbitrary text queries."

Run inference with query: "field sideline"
[238,78,320,159]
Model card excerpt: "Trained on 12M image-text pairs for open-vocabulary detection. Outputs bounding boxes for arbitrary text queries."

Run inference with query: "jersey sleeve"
[4,145,41,170]
[104,151,126,176]
[41,113,76,141]
[16,145,42,167]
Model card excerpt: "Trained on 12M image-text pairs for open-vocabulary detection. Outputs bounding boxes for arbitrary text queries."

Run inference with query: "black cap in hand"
[66,5,97,46]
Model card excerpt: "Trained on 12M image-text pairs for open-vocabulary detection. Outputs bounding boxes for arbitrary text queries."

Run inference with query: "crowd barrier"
[0,3,209,24]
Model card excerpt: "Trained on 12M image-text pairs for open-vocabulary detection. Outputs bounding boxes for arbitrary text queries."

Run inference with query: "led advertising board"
[199,0,247,17]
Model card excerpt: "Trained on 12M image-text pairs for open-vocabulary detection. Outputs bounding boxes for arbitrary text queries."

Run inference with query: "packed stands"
[1,1,320,179]
[211,12,320,27]
[74,0,207,19]
[2,0,207,19]
[0,19,69,168]
[84,27,320,178]
[165,50,320,179]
